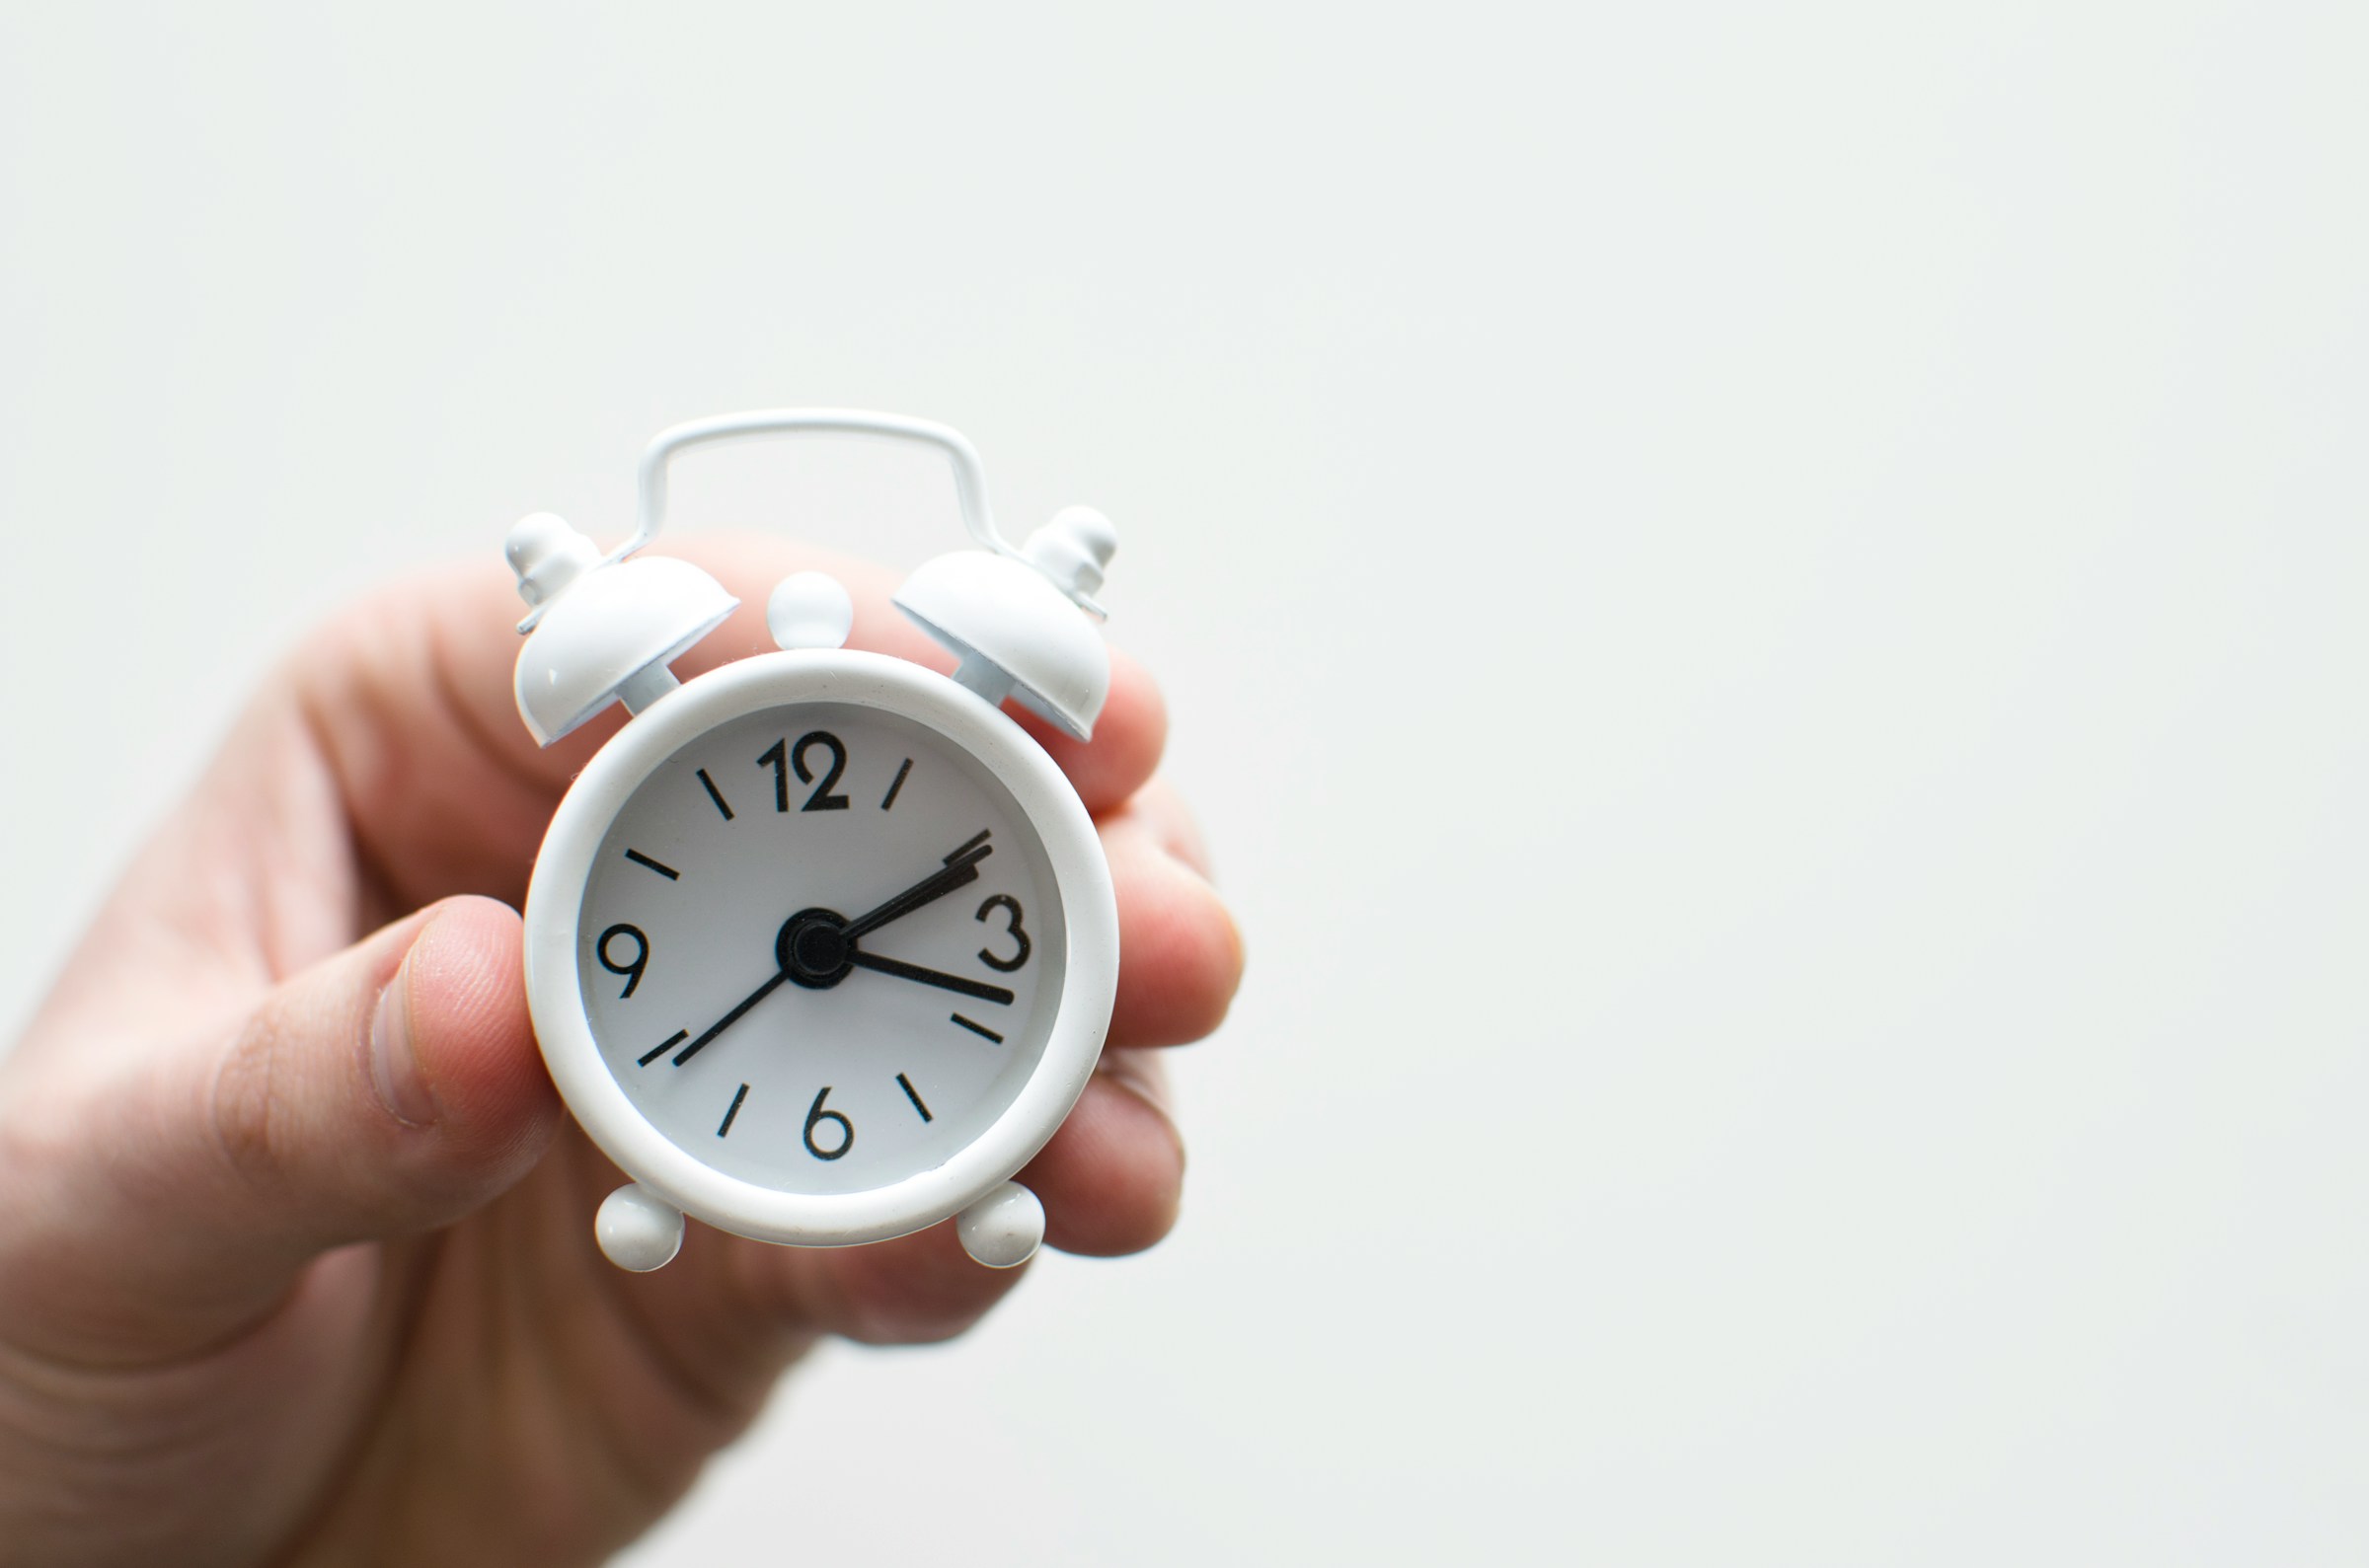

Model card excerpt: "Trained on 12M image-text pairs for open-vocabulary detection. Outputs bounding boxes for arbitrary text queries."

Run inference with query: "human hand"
[0,539,1243,1566]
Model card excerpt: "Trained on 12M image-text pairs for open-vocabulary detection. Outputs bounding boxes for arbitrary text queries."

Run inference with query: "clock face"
[574,700,1067,1196]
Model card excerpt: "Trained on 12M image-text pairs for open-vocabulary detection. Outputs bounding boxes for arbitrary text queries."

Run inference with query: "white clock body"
[522,649,1118,1253]
[505,408,1123,1271]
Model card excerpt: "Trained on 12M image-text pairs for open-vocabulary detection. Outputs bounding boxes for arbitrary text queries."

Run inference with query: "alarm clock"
[501,411,1121,1273]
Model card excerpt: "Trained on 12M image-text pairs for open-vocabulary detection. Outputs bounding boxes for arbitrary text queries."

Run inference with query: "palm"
[0,540,1238,1566]
[257,1131,800,1560]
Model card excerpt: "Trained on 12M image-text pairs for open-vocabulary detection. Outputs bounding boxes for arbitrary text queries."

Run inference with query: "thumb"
[1,898,561,1362]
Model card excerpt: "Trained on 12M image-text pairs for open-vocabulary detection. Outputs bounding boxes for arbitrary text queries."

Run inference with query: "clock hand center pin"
[671,831,1004,1066]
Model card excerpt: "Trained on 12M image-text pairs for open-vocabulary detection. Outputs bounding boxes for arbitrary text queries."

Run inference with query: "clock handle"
[520,410,1021,633]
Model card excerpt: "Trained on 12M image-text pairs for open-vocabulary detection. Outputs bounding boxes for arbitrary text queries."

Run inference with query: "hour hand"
[844,950,1015,1006]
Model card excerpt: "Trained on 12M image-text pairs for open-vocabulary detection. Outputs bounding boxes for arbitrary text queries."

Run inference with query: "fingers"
[1007,648,1169,811]
[1104,783,1245,1047]
[765,1223,1027,1347]
[292,537,1169,911]
[0,899,560,1362]
[1024,1051,1185,1255]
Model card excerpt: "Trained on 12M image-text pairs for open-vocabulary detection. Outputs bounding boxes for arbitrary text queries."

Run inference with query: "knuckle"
[207,1010,295,1196]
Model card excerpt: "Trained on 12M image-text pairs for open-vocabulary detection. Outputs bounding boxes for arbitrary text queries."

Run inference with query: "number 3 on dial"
[975,894,1031,973]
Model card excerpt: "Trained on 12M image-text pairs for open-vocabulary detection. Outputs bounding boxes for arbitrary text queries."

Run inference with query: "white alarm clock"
[501,411,1120,1273]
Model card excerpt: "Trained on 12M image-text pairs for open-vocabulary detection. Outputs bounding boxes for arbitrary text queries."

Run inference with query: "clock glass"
[574,700,1068,1196]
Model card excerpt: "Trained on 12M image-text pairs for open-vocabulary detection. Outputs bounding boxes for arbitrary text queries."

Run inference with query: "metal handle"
[643,408,1008,553]
[515,410,1020,634]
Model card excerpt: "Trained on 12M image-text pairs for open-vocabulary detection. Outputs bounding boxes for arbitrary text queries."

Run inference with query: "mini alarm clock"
[501,411,1120,1273]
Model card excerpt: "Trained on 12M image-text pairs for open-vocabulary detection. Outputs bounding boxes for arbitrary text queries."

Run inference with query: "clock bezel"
[522,648,1118,1248]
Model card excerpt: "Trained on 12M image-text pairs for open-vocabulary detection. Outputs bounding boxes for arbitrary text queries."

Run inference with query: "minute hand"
[841,836,993,941]
[670,969,793,1066]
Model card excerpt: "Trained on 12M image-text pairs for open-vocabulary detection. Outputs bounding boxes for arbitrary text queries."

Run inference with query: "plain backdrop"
[4,2,2366,1563]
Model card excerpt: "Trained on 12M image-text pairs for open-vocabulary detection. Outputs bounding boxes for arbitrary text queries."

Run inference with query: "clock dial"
[575,701,1067,1196]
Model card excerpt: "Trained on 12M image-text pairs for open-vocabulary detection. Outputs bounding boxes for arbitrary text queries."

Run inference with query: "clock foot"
[955,1181,1044,1268]
[596,1182,685,1272]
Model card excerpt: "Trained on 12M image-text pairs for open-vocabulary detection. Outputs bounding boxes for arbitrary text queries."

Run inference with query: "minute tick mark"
[624,849,680,880]
[696,768,734,821]
[638,1029,690,1067]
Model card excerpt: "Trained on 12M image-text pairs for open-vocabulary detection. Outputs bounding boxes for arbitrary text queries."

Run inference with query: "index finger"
[296,534,1169,913]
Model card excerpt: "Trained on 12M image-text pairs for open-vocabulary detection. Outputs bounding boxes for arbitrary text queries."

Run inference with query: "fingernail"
[370,961,436,1127]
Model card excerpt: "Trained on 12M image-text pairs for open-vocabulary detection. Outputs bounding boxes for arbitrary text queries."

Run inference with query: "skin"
[0,538,1243,1566]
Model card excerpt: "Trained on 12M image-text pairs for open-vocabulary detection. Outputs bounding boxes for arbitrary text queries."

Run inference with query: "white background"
[4,3,2365,1562]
